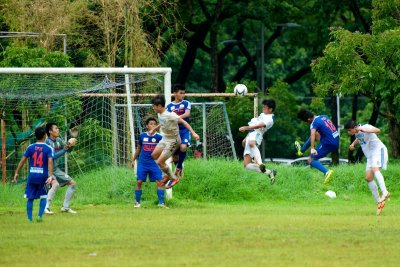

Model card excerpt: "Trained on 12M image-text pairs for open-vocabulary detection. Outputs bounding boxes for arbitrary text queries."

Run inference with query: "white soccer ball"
[234,84,247,96]
[325,190,336,199]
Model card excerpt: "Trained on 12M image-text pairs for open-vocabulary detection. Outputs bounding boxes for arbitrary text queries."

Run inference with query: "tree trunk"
[386,100,400,158]
[330,96,339,165]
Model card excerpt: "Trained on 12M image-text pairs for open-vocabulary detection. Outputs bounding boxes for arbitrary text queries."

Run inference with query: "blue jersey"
[166,100,191,132]
[24,143,54,184]
[138,132,162,163]
[310,115,339,146]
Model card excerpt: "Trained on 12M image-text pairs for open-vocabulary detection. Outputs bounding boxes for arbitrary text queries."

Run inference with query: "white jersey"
[158,110,180,139]
[248,113,274,135]
[355,124,386,158]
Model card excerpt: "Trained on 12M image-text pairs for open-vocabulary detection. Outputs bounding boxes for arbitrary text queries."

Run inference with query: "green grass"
[0,159,399,266]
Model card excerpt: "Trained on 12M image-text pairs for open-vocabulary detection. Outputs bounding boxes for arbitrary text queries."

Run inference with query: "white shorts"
[243,131,262,163]
[156,137,180,159]
[366,146,388,170]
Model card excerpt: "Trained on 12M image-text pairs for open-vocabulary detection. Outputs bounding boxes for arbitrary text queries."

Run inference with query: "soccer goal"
[0,67,240,183]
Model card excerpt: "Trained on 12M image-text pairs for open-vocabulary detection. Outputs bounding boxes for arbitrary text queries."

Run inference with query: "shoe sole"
[165,179,180,189]
[377,201,386,215]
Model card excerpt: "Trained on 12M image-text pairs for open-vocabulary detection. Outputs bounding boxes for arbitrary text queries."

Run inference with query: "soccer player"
[239,99,277,184]
[344,120,390,215]
[131,117,166,208]
[166,83,191,178]
[13,127,54,222]
[296,109,339,184]
[44,122,77,214]
[150,94,200,189]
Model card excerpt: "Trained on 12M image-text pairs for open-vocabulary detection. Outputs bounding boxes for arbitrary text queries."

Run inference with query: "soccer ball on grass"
[234,84,247,96]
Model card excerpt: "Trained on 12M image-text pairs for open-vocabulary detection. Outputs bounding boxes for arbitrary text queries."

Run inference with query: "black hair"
[297,109,315,122]
[344,119,357,130]
[262,99,276,112]
[151,94,166,107]
[145,117,157,125]
[35,126,47,140]
[45,122,57,136]
[172,83,186,93]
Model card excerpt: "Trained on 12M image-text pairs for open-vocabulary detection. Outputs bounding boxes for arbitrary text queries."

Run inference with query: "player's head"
[152,94,166,112]
[46,122,60,138]
[35,126,47,141]
[297,109,315,123]
[145,117,158,131]
[172,83,186,101]
[344,119,358,136]
[262,99,276,113]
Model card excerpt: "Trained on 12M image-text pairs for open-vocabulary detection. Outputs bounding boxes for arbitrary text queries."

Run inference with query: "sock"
[310,160,328,174]
[161,165,176,180]
[46,183,59,209]
[176,150,187,169]
[368,180,380,203]
[27,199,34,221]
[251,146,262,165]
[374,171,388,196]
[38,198,46,218]
[157,189,165,204]
[301,137,311,153]
[63,184,76,209]
[135,190,142,203]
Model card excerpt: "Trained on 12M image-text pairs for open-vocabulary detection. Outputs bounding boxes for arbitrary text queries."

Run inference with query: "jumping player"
[344,120,390,215]
[239,99,277,184]
[166,83,191,178]
[150,94,200,189]
[296,109,339,184]
[14,127,54,222]
[131,117,166,208]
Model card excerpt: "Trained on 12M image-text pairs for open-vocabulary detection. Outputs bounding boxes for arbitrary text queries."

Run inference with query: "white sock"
[46,183,59,209]
[245,163,272,175]
[63,184,76,209]
[368,181,380,203]
[374,171,388,196]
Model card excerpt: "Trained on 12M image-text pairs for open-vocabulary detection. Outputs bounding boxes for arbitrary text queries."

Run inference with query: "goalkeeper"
[44,122,77,214]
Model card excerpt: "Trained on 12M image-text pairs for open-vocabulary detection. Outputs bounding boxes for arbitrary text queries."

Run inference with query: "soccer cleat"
[295,141,303,156]
[61,207,77,214]
[377,200,386,215]
[161,175,170,186]
[165,177,180,189]
[36,216,43,222]
[44,208,54,215]
[259,164,266,173]
[269,170,277,185]
[157,203,169,209]
[323,170,334,185]
[134,202,141,208]
[380,192,391,202]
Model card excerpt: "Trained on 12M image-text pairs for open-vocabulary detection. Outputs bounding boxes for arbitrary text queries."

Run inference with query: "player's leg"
[45,176,59,214]
[38,197,46,222]
[134,164,146,208]
[365,169,380,203]
[24,183,36,222]
[26,199,34,222]
[60,175,77,213]
[156,138,180,189]
[371,148,390,202]
[309,143,334,184]
[175,131,190,177]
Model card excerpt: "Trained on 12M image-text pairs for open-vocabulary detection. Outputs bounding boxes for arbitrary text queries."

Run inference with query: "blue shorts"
[179,130,191,146]
[137,163,162,182]
[311,142,339,160]
[24,183,47,199]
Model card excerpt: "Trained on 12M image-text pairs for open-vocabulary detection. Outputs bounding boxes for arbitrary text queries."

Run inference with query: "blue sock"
[26,199,34,221]
[176,150,187,169]
[135,190,142,203]
[301,137,311,153]
[38,198,46,218]
[310,160,328,174]
[157,189,165,204]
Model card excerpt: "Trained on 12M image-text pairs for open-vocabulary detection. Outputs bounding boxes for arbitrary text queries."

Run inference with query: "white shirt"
[355,124,385,157]
[158,110,180,139]
[248,113,274,135]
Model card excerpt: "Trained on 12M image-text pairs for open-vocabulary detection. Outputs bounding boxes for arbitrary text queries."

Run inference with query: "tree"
[312,0,400,157]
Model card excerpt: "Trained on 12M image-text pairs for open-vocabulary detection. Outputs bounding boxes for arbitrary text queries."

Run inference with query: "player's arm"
[13,156,28,183]
[131,144,141,168]
[46,158,54,184]
[178,117,199,140]
[358,125,380,134]
[179,109,191,119]
[239,122,266,132]
[349,139,359,151]
[310,128,317,155]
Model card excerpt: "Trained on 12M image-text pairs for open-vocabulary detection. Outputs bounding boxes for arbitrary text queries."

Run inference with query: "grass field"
[1,159,399,266]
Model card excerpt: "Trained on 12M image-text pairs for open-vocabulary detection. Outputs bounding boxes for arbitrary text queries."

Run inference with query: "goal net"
[0,68,236,182]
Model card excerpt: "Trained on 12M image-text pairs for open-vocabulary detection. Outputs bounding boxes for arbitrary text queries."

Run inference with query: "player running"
[239,99,277,184]
[296,109,339,184]
[344,120,390,215]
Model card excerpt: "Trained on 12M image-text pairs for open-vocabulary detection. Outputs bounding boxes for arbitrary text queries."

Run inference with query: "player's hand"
[45,177,52,185]
[13,173,18,183]
[310,148,318,155]
[349,144,355,151]
[131,160,135,168]
[239,126,247,132]
[193,133,200,141]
